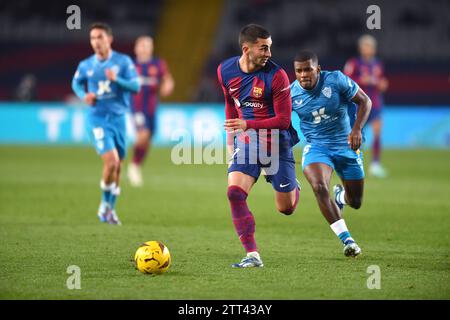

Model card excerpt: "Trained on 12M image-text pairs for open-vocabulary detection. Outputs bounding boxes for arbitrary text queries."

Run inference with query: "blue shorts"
[87,113,127,160]
[133,111,156,133]
[228,143,298,193]
[302,144,364,180]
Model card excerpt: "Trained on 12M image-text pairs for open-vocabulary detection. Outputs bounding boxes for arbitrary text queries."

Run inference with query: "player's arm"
[159,59,175,97]
[377,62,389,93]
[105,57,140,93]
[71,63,96,105]
[217,65,239,156]
[338,70,372,150]
[349,88,372,150]
[226,69,292,131]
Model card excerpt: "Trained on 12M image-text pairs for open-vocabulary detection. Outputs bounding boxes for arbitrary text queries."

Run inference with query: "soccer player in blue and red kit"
[128,36,174,186]
[344,35,389,178]
[291,51,372,257]
[217,24,300,268]
[72,23,140,225]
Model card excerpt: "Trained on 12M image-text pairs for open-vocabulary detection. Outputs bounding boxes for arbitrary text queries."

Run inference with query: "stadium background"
[0,0,449,300]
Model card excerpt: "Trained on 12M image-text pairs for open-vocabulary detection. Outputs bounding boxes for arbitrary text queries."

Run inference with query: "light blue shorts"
[302,144,364,180]
[87,113,127,160]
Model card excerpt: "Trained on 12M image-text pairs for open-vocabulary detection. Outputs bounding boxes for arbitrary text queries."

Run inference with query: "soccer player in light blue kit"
[72,23,140,225]
[291,51,372,257]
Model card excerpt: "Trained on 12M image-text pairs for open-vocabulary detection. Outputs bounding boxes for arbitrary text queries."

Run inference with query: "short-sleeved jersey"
[73,50,138,116]
[291,70,359,148]
[132,58,168,115]
[344,57,384,109]
[217,56,299,150]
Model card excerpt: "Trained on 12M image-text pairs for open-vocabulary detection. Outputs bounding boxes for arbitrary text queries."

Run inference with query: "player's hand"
[348,128,362,151]
[360,74,371,85]
[105,69,117,82]
[224,118,247,131]
[84,92,96,106]
[377,78,389,92]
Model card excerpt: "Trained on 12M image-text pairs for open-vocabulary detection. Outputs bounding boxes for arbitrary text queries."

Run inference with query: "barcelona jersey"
[132,58,168,115]
[217,56,299,152]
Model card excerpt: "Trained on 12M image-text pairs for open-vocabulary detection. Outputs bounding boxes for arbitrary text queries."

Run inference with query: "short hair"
[238,24,271,47]
[135,35,153,44]
[358,34,377,48]
[89,22,113,36]
[294,50,319,65]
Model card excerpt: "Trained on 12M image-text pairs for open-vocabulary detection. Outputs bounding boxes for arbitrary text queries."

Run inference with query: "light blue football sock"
[100,181,116,207]
[110,186,120,210]
[330,219,355,245]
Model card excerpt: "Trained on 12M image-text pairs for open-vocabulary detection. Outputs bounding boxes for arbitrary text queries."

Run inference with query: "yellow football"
[134,241,171,274]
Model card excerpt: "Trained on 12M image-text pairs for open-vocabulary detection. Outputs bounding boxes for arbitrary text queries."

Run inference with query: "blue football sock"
[338,231,355,245]
[110,186,120,210]
[100,181,116,207]
[330,219,355,245]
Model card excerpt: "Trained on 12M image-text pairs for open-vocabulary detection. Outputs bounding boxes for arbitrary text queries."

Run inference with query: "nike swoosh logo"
[280,183,290,188]
[228,148,240,163]
[280,86,291,92]
[229,87,239,92]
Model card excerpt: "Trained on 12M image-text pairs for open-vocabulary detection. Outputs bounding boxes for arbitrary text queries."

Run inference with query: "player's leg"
[98,148,121,224]
[303,163,341,224]
[88,117,120,223]
[128,112,153,186]
[228,171,264,268]
[333,148,365,211]
[302,145,361,257]
[267,151,300,215]
[128,127,150,187]
[335,179,364,210]
[227,142,265,268]
[369,112,387,177]
[105,115,129,225]
[274,189,299,215]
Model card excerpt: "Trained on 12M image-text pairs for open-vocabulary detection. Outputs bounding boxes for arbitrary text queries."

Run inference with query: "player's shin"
[110,186,120,210]
[227,186,258,253]
[373,135,381,163]
[100,180,116,207]
[133,144,148,165]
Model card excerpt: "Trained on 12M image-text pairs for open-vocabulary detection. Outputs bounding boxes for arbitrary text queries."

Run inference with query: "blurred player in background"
[127,36,174,187]
[291,50,372,257]
[72,23,140,225]
[218,24,300,268]
[344,34,389,178]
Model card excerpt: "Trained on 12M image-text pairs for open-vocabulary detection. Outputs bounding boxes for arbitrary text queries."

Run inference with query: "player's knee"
[227,186,248,202]
[311,182,329,198]
[105,158,120,174]
[277,193,298,215]
[278,205,295,215]
[349,198,362,210]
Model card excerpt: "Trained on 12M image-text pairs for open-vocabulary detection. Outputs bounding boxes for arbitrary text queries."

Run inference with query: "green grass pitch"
[0,146,449,299]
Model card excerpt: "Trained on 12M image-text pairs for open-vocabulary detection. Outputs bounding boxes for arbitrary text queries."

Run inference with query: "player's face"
[294,60,320,90]
[244,37,272,68]
[359,41,376,59]
[135,37,154,61]
[90,28,112,56]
